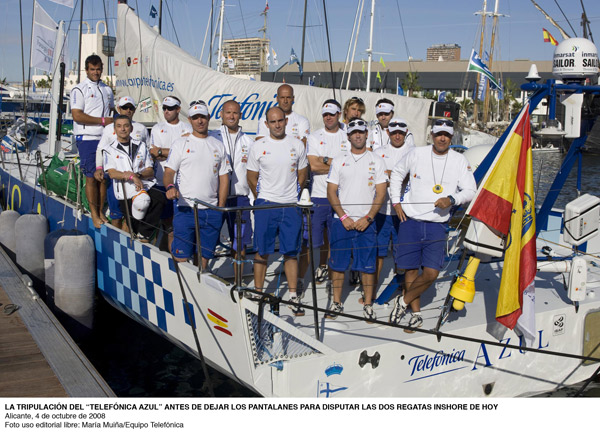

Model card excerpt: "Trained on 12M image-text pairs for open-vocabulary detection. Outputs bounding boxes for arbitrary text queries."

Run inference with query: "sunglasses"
[349,96,364,103]
[190,100,206,107]
[120,105,135,111]
[163,105,178,111]
[434,119,454,127]
[389,122,407,128]
[348,120,367,128]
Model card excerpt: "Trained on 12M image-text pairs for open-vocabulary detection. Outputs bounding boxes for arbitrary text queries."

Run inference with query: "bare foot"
[92,215,104,228]
[101,215,109,224]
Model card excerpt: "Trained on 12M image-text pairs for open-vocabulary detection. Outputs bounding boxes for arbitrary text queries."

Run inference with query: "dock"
[0,247,114,397]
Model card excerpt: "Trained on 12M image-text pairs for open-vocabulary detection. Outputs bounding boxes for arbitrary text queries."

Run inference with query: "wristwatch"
[366,216,373,223]
[448,195,456,206]
[322,156,329,165]
[157,148,163,157]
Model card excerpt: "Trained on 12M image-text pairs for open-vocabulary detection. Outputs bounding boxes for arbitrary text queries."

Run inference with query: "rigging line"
[200,1,213,64]
[102,0,112,85]
[322,0,336,100]
[553,0,578,37]
[237,0,247,38]
[580,0,594,42]
[340,0,362,93]
[164,0,180,47]
[394,0,411,69]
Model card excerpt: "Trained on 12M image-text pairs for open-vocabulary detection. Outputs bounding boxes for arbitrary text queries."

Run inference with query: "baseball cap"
[131,191,151,220]
[347,119,368,134]
[188,102,209,117]
[118,96,136,108]
[322,101,341,115]
[375,102,394,115]
[162,96,181,107]
[388,118,408,133]
[431,119,454,136]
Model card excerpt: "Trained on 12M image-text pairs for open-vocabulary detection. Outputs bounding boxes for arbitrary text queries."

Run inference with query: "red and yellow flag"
[543,28,558,46]
[467,104,536,333]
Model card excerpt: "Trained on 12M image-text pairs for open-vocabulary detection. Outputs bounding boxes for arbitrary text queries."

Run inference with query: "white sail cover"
[114,4,431,142]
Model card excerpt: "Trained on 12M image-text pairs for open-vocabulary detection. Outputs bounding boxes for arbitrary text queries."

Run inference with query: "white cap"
[162,96,181,107]
[188,103,209,117]
[322,102,341,115]
[347,119,368,134]
[131,191,151,220]
[388,118,408,133]
[432,120,454,136]
[375,102,394,115]
[118,96,136,107]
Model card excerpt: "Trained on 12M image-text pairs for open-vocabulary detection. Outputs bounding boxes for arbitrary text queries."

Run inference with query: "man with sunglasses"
[150,96,192,252]
[71,54,114,229]
[247,107,308,315]
[298,99,349,289]
[368,99,416,151]
[163,102,230,270]
[326,118,387,322]
[255,84,310,145]
[373,118,414,289]
[389,119,476,331]
[94,96,149,230]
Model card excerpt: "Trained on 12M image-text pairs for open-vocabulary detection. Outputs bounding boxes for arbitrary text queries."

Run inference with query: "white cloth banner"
[31,2,58,72]
[48,0,74,7]
[114,4,431,141]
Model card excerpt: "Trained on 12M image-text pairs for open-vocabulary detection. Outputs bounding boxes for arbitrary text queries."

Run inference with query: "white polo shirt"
[150,120,192,186]
[95,121,149,167]
[306,127,349,198]
[247,134,307,203]
[164,134,231,209]
[327,150,387,220]
[370,124,416,150]
[256,111,310,141]
[102,139,155,200]
[71,78,114,139]
[209,125,254,197]
[390,146,477,222]
[375,141,415,215]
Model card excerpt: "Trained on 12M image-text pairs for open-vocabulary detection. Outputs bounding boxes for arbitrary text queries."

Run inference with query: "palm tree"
[402,71,421,97]
[459,98,474,118]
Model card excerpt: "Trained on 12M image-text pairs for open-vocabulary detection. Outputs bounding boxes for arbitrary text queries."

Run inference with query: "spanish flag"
[467,104,536,339]
[543,28,558,46]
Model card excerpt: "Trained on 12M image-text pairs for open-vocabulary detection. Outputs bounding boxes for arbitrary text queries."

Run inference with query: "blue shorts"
[302,197,331,248]
[375,213,400,257]
[154,185,175,220]
[395,218,447,271]
[253,199,302,257]
[328,219,376,274]
[225,196,253,249]
[76,137,99,178]
[106,178,123,220]
[172,206,223,260]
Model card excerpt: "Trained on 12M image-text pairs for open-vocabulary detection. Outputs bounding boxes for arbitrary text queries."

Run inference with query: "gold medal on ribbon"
[433,184,444,194]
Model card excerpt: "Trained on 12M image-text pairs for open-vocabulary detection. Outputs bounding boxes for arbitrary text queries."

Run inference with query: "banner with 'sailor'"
[114,4,431,143]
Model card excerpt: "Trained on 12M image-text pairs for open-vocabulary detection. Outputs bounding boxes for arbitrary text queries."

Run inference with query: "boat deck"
[0,247,115,397]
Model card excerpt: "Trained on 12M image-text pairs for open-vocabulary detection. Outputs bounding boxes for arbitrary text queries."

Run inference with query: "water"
[74,150,600,398]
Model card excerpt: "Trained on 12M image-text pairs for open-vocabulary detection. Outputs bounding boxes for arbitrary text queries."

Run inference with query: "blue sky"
[1,0,599,82]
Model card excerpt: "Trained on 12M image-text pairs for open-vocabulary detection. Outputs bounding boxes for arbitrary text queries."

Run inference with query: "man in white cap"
[71,54,114,228]
[163,101,230,270]
[150,96,192,252]
[298,99,349,289]
[368,98,416,151]
[373,118,415,288]
[103,115,165,242]
[94,96,149,230]
[247,106,308,315]
[255,84,310,145]
[389,119,476,331]
[326,117,387,322]
[209,100,254,281]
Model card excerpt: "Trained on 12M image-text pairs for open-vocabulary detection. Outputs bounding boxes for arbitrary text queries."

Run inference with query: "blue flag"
[467,49,501,90]
[397,83,404,96]
[150,5,158,18]
[438,91,446,102]
[290,48,303,77]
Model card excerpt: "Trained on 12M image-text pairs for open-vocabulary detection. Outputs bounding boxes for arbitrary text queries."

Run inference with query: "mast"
[158,0,162,34]
[473,0,488,125]
[365,0,375,92]
[77,0,84,83]
[346,0,365,90]
[216,0,225,72]
[49,21,65,155]
[483,0,500,123]
[300,0,308,83]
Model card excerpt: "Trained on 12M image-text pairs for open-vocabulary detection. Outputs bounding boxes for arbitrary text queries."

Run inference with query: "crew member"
[342,97,366,126]
[163,102,230,270]
[326,118,387,321]
[247,107,308,315]
[256,84,310,144]
[389,119,476,331]
[209,100,254,281]
[71,54,114,228]
[150,96,192,252]
[103,115,165,242]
